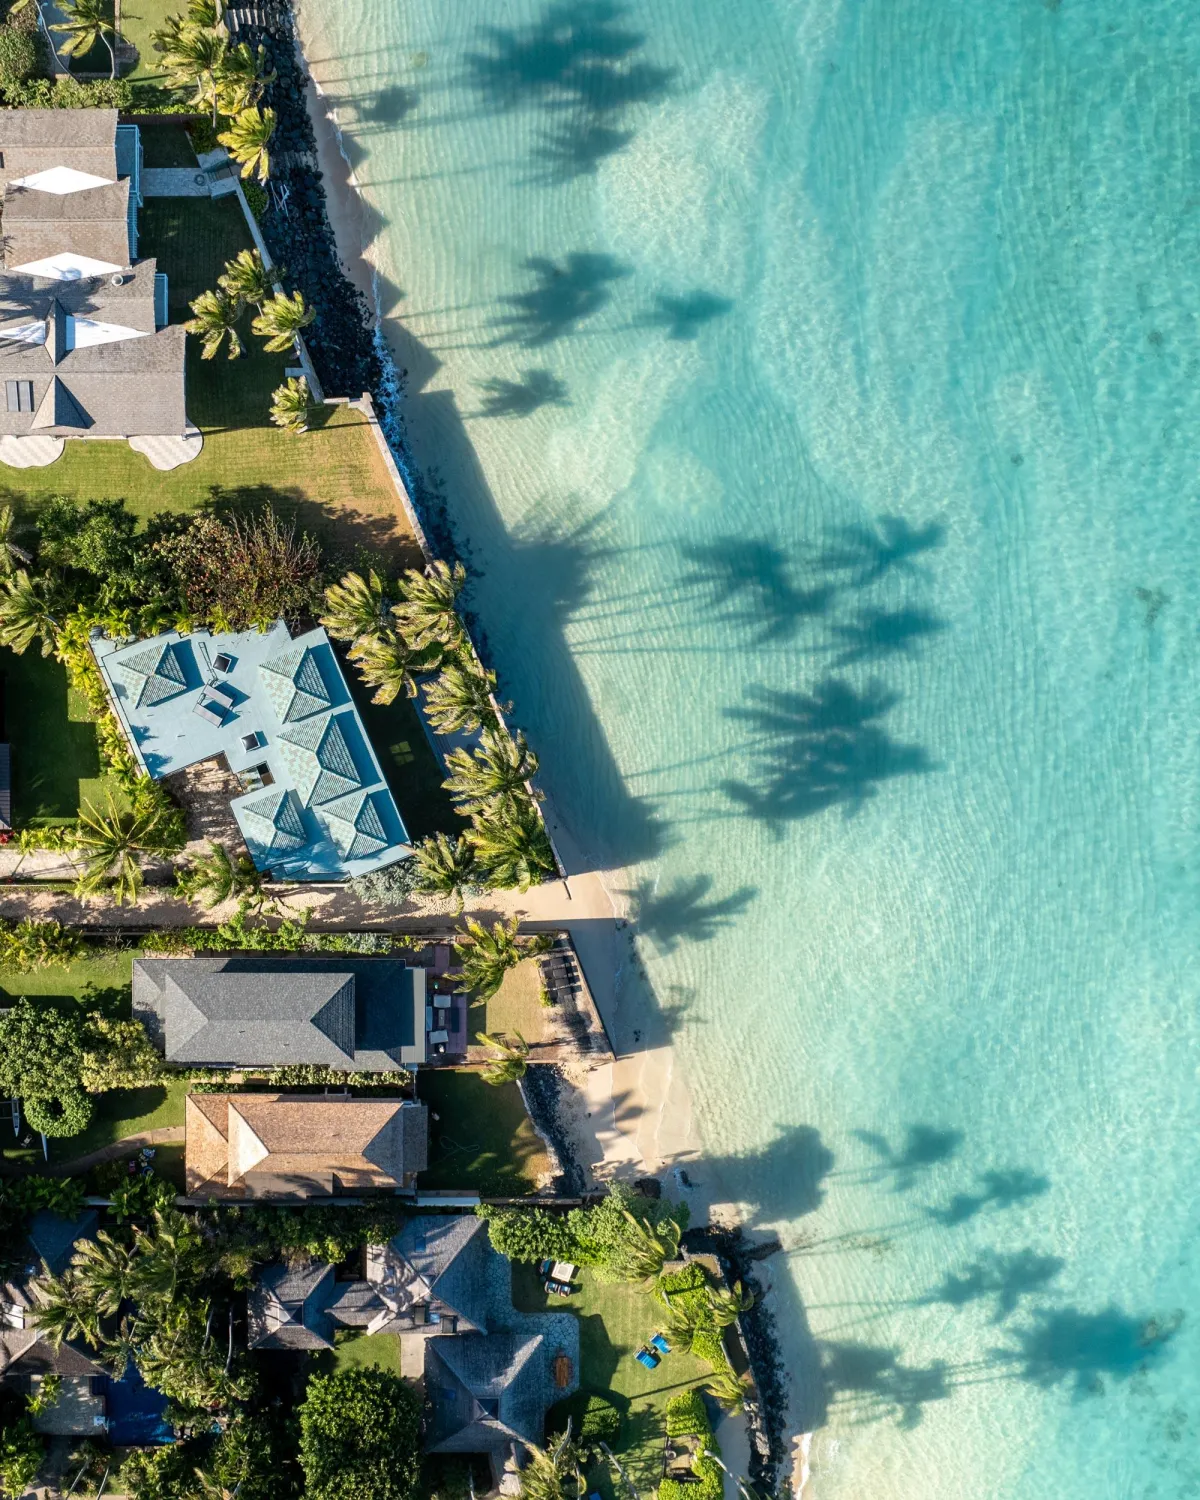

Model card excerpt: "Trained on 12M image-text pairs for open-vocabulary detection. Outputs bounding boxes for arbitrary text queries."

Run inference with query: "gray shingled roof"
[424,1333,548,1454]
[0,108,119,149]
[389,1216,493,1332]
[0,325,187,439]
[157,964,356,1066]
[247,1261,336,1350]
[134,956,426,1071]
[3,179,131,271]
[0,261,160,333]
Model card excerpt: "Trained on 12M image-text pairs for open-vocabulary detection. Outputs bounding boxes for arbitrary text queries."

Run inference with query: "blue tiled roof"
[93,621,412,882]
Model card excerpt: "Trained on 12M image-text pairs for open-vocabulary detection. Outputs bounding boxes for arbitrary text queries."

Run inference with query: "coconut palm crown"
[422,658,500,735]
[251,288,314,352]
[347,629,440,704]
[217,247,273,308]
[51,0,117,78]
[442,727,539,814]
[218,106,277,184]
[184,289,244,361]
[320,569,391,646]
[468,797,557,891]
[270,376,311,434]
[392,559,467,651]
[0,569,62,657]
[411,832,477,911]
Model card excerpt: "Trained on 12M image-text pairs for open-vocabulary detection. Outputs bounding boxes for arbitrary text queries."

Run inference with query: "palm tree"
[251,289,314,353]
[613,1210,682,1282]
[269,376,311,434]
[517,1434,585,1500]
[162,22,228,125]
[442,728,539,814]
[705,1365,748,1415]
[219,106,277,183]
[30,1271,102,1350]
[70,1232,135,1318]
[347,629,440,704]
[131,1210,203,1303]
[176,841,266,909]
[51,0,117,78]
[217,247,273,309]
[411,832,477,911]
[392,560,467,651]
[0,505,32,576]
[101,1316,141,1381]
[187,0,226,27]
[422,658,500,735]
[320,569,391,646]
[73,795,169,907]
[0,569,61,656]
[468,797,557,890]
[216,39,275,113]
[453,915,550,998]
[475,1030,530,1086]
[185,288,244,361]
[707,1280,755,1328]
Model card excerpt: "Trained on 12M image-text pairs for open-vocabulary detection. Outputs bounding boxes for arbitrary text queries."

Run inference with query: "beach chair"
[650,1332,670,1355]
[635,1346,660,1370]
[538,1259,554,1278]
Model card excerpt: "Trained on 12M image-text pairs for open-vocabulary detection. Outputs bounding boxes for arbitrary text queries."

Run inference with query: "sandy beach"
[289,0,707,1201]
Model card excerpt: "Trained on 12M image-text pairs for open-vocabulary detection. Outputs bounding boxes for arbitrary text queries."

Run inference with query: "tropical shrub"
[108,1171,177,1224]
[476,1205,581,1264]
[24,1088,93,1138]
[0,1412,43,1497]
[0,998,87,1110]
[298,1368,422,1500]
[664,1387,709,1438]
[0,24,44,87]
[150,510,322,631]
[547,1391,621,1445]
[346,857,422,907]
[79,1017,163,1091]
[0,917,84,972]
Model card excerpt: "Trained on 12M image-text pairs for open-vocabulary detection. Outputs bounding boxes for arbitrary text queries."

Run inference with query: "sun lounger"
[650,1332,670,1355]
[192,699,225,726]
[207,682,237,709]
[538,1260,554,1278]
[544,1279,572,1297]
[635,1346,660,1369]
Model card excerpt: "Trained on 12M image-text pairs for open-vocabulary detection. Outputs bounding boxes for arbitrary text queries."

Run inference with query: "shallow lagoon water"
[300,1,1200,1494]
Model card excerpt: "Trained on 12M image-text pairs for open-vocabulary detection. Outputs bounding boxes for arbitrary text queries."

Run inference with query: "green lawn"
[416,1071,549,1196]
[331,1331,405,1378]
[0,646,118,825]
[49,1076,189,1166]
[513,1265,710,1498]
[139,121,199,169]
[118,0,180,82]
[0,947,133,1007]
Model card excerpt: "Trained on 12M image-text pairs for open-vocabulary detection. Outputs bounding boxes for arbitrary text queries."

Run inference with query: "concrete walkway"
[142,167,211,197]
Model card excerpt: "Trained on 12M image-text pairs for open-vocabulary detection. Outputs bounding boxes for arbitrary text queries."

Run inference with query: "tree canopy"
[298,1367,422,1500]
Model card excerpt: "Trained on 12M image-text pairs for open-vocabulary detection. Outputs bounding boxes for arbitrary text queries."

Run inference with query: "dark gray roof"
[389,1216,493,1332]
[0,108,119,149]
[134,956,426,1070]
[0,108,118,191]
[136,957,358,1066]
[424,1333,548,1454]
[247,1261,336,1350]
[325,1280,386,1327]
[3,179,131,271]
[0,260,160,332]
[26,1210,99,1279]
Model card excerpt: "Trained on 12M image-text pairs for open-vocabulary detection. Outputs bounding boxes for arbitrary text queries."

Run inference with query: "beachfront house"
[94,622,411,881]
[133,955,430,1069]
[184,1092,428,1198]
[246,1213,579,1481]
[0,108,195,470]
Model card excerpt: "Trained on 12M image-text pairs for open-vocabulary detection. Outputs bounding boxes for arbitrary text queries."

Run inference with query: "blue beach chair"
[650,1332,671,1355]
[635,1346,660,1370]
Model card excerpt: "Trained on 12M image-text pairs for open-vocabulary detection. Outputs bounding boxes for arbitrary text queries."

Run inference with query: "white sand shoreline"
[291,0,707,1199]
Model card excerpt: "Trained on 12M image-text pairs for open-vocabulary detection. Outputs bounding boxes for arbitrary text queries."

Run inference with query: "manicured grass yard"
[331,1331,405,1378]
[512,1264,710,1498]
[0,947,133,1006]
[416,1070,549,1196]
[48,1076,189,1166]
[117,0,182,82]
[0,646,117,824]
[479,959,550,1050]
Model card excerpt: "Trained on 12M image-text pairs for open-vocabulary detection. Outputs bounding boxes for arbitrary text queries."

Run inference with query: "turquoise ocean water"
[300,1,1200,1494]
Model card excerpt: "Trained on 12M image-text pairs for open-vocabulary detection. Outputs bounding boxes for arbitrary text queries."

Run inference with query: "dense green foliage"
[547,1390,622,1444]
[298,1368,422,1500]
[454,916,551,1000]
[478,1204,580,1263]
[0,916,84,972]
[0,998,161,1136]
[0,23,43,86]
[480,1184,689,1281]
[664,1387,709,1438]
[0,1409,43,1497]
